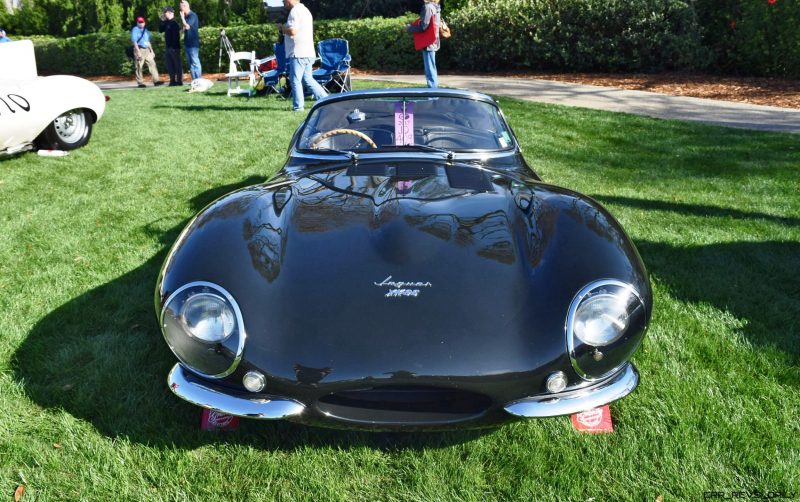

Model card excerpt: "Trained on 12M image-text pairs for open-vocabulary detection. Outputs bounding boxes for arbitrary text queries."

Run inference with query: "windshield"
[296,96,514,153]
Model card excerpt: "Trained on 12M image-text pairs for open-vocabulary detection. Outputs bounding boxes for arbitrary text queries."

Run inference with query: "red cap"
[136,16,145,23]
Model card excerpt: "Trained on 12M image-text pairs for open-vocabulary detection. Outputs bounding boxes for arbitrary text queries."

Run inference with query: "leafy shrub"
[302,0,419,19]
[25,2,800,78]
[693,0,800,77]
[0,0,419,38]
[32,15,421,77]
[442,0,707,73]
[0,0,274,37]
[315,16,420,71]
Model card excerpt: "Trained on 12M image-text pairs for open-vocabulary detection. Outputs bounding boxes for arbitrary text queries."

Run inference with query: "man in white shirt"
[278,0,328,111]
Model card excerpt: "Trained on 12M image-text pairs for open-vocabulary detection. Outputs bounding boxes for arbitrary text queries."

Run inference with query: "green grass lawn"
[1,81,798,501]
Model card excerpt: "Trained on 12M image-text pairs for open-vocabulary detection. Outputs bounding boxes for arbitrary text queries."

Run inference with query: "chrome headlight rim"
[566,279,645,382]
[160,281,247,379]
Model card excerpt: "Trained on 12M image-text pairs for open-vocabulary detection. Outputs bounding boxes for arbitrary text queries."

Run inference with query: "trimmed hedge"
[33,16,420,76]
[0,0,420,38]
[693,0,800,77]
[35,33,137,76]
[446,0,799,77]
[442,0,707,73]
[28,2,800,78]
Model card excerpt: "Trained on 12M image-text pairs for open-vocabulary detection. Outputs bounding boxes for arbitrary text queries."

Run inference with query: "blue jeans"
[423,50,438,88]
[185,46,202,81]
[288,57,328,111]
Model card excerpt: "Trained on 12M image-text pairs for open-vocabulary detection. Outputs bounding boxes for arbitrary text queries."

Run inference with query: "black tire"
[35,109,93,151]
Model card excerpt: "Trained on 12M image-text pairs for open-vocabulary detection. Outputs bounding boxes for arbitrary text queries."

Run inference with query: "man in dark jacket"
[159,7,183,86]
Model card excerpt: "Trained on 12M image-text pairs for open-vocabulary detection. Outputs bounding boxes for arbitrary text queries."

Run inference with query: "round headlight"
[566,279,648,381]
[160,281,246,378]
[181,293,236,343]
[573,293,630,346]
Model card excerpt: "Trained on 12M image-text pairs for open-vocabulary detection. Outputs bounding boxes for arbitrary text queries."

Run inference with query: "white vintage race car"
[0,40,106,156]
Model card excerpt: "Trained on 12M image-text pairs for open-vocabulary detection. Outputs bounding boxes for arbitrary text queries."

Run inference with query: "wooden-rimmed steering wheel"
[310,128,378,149]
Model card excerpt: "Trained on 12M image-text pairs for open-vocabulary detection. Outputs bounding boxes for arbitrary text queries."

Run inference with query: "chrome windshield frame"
[292,88,520,157]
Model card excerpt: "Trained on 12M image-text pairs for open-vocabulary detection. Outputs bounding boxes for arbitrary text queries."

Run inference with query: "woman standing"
[405,0,441,88]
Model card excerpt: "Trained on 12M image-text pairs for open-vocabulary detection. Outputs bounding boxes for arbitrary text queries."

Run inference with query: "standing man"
[277,0,327,112]
[0,28,11,43]
[179,0,202,82]
[405,0,441,88]
[131,16,162,88]
[159,7,183,86]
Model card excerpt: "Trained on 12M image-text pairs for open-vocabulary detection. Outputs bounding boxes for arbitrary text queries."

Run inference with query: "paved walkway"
[358,75,800,134]
[95,74,800,133]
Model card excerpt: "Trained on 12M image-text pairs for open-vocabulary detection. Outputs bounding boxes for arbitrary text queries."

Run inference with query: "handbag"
[439,19,451,39]
[411,17,437,51]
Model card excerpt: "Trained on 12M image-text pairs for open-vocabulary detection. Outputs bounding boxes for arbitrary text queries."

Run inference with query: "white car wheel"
[36,109,93,150]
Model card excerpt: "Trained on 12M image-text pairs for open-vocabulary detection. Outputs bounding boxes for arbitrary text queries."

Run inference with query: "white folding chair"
[226,50,256,97]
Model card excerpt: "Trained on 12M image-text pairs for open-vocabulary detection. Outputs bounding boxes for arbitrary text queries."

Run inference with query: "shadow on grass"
[592,195,800,227]
[514,105,800,185]
[12,174,492,450]
[638,239,800,367]
[153,103,286,113]
[594,196,799,368]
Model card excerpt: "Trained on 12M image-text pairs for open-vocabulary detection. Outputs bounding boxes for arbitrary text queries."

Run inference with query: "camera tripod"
[217,29,237,73]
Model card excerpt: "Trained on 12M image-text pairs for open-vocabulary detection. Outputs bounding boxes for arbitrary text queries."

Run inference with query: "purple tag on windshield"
[394,101,414,145]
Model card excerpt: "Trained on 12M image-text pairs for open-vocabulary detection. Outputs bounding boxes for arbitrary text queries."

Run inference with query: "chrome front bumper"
[168,362,638,424]
[167,364,305,419]
[503,364,639,418]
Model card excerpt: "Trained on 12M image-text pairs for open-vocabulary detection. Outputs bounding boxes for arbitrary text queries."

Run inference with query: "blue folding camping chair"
[312,38,351,93]
[260,42,288,97]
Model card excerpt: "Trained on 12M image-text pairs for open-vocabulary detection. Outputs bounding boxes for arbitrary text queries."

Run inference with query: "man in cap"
[130,16,162,88]
[0,28,11,43]
[159,7,183,86]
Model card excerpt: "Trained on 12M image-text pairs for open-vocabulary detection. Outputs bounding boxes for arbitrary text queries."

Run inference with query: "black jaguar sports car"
[156,88,651,430]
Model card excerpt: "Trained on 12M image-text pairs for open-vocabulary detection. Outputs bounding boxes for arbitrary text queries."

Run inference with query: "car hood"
[159,161,649,393]
[259,164,545,383]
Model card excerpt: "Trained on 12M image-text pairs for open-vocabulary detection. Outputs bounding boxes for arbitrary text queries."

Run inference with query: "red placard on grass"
[201,409,240,431]
[571,405,614,433]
